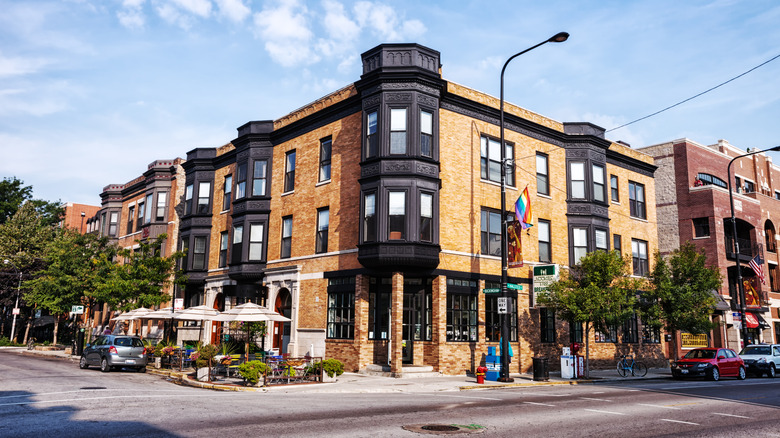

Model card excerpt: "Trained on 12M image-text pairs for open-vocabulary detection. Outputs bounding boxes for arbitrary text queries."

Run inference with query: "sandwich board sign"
[532,264,559,308]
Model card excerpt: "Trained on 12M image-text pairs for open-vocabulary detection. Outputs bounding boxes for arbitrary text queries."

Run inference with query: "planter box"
[196,368,211,381]
[154,357,162,369]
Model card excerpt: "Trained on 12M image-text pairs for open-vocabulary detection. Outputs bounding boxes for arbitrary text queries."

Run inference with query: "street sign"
[71,305,84,314]
[12,308,19,315]
[483,288,501,294]
[497,297,508,314]
[174,298,184,311]
[532,264,559,308]
[507,283,523,291]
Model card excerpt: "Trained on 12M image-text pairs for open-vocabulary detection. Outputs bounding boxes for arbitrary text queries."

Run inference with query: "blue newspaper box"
[485,346,500,381]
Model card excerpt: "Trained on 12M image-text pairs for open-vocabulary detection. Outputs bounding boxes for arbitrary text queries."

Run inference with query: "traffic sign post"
[497,297,508,314]
[71,305,84,314]
[483,288,501,294]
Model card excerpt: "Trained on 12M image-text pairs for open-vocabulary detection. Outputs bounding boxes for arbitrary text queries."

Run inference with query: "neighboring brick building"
[86,159,185,335]
[640,139,778,356]
[175,43,661,375]
[60,203,100,233]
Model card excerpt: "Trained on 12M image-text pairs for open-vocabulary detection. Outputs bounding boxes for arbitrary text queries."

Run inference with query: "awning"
[745,313,759,328]
[710,290,730,311]
[758,313,771,329]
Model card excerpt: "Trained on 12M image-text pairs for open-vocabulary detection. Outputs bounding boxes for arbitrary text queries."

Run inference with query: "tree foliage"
[539,250,642,377]
[0,177,63,227]
[641,243,721,336]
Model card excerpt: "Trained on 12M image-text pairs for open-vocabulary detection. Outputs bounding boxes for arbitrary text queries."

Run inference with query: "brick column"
[432,275,446,371]
[354,274,371,370]
[390,271,404,374]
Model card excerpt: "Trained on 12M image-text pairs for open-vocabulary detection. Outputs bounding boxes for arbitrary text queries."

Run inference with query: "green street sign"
[507,283,523,291]
[483,288,500,294]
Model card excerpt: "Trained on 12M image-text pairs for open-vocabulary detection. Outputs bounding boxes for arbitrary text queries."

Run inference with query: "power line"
[607,53,780,133]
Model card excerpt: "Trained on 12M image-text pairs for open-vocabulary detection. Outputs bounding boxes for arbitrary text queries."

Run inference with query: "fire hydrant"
[476,366,487,384]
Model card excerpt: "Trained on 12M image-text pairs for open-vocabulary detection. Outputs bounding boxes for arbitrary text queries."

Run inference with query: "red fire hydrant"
[476,366,487,384]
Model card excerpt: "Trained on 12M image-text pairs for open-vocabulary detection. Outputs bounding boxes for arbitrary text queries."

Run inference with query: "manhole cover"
[403,424,486,435]
[80,387,107,390]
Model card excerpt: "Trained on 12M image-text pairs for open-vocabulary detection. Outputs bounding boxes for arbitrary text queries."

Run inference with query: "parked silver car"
[79,335,147,372]
[739,344,780,377]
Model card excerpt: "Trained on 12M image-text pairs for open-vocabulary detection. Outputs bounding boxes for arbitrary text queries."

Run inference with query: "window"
[693,218,710,238]
[613,234,622,255]
[420,193,433,242]
[236,163,247,199]
[767,221,777,253]
[595,326,618,343]
[180,237,189,270]
[611,175,619,202]
[193,236,207,270]
[219,232,228,268]
[420,110,433,157]
[252,160,272,196]
[593,164,605,202]
[108,211,118,236]
[623,314,638,343]
[536,153,549,196]
[388,191,406,240]
[284,151,296,193]
[156,192,167,222]
[642,326,661,343]
[327,278,355,339]
[540,308,556,343]
[572,227,588,264]
[485,289,517,342]
[231,225,243,264]
[366,111,378,158]
[538,219,551,262]
[446,291,478,342]
[595,229,608,252]
[197,182,210,215]
[136,202,145,229]
[570,162,585,199]
[316,208,329,254]
[773,265,780,292]
[368,278,391,340]
[281,216,292,258]
[184,184,193,215]
[632,239,649,276]
[223,175,232,210]
[363,193,376,242]
[735,176,742,193]
[319,138,332,182]
[390,108,407,154]
[249,224,264,261]
[570,321,583,343]
[144,194,153,223]
[480,136,514,186]
[126,206,135,234]
[481,209,502,256]
[697,173,727,189]
[744,179,755,193]
[629,181,646,219]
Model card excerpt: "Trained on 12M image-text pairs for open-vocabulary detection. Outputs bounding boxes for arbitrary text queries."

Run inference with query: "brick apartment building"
[640,139,778,356]
[60,202,100,234]
[86,159,185,334]
[163,43,661,375]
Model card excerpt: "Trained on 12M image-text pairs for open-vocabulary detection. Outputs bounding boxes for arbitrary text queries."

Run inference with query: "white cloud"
[117,0,146,30]
[353,1,424,41]
[154,0,212,29]
[0,54,49,78]
[253,0,318,67]
[215,0,251,23]
[322,0,360,42]
[171,0,212,18]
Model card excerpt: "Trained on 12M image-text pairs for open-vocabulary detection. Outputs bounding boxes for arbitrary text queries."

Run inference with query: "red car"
[671,347,746,381]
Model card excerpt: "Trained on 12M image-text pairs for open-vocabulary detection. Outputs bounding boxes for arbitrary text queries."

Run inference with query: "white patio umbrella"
[110,307,151,321]
[214,302,290,359]
[139,307,176,319]
[172,305,221,348]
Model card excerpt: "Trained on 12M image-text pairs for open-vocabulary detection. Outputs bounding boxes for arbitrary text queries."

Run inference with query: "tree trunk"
[22,318,31,344]
[52,319,59,345]
[585,322,591,379]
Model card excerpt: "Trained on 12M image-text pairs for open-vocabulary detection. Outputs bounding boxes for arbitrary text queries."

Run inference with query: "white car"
[739,344,780,378]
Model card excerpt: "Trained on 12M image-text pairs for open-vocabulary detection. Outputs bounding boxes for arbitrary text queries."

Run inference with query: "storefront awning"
[710,290,730,311]
[745,313,759,328]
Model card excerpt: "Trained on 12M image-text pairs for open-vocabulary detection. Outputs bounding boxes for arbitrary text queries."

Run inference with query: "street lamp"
[498,32,569,382]
[80,211,86,234]
[4,259,23,343]
[727,145,780,348]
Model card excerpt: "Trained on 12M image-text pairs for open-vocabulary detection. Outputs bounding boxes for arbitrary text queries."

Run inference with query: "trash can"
[532,357,549,381]
[75,328,86,357]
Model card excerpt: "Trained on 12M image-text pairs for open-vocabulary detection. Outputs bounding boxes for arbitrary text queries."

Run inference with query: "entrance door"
[210,293,223,345]
[402,287,428,364]
[273,289,291,354]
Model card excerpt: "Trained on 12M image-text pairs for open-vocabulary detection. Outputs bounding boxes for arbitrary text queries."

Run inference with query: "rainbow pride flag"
[515,186,533,229]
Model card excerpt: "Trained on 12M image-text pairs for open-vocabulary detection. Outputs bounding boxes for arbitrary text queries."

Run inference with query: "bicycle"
[27,336,36,351]
[616,354,647,377]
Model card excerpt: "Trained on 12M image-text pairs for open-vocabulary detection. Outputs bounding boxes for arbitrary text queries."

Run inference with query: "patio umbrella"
[173,305,221,347]
[138,307,176,343]
[110,307,151,321]
[214,302,290,359]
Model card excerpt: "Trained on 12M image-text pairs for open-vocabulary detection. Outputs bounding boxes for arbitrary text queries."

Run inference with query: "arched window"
[696,173,728,188]
[766,220,776,253]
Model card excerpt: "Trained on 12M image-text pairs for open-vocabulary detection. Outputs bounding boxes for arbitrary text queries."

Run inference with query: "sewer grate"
[402,424,486,435]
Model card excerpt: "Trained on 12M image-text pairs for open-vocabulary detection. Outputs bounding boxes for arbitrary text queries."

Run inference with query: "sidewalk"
[5,346,672,394]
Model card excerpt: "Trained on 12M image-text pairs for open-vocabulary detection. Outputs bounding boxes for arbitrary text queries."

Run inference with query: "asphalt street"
[2,351,779,437]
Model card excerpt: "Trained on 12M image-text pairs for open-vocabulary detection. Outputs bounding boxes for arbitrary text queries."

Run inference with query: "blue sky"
[2,0,780,205]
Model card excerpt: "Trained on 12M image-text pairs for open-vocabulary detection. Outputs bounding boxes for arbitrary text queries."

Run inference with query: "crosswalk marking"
[638,403,681,410]
[713,413,750,419]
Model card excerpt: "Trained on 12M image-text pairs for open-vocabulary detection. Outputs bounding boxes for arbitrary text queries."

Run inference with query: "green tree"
[24,229,117,344]
[640,243,721,360]
[539,250,642,377]
[0,177,63,227]
[100,234,185,309]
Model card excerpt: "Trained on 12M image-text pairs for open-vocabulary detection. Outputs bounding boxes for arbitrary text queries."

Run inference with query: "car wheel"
[672,372,682,380]
[737,366,746,380]
[79,356,89,369]
[769,365,776,378]
[138,366,147,373]
[710,367,720,381]
[100,357,111,373]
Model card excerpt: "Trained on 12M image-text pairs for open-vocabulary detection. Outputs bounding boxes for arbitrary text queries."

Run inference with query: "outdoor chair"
[227,354,242,377]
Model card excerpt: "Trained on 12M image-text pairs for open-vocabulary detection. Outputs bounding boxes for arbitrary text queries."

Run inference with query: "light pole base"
[497,376,515,383]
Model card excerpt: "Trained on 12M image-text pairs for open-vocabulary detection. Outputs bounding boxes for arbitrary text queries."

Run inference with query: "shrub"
[310,358,344,378]
[237,360,269,386]
[194,344,218,370]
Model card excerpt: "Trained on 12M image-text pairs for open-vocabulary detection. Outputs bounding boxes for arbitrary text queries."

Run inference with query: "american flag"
[749,254,765,284]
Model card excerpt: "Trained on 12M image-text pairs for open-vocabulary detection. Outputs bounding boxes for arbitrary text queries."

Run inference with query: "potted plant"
[310,358,344,382]
[237,360,269,386]
[194,344,217,381]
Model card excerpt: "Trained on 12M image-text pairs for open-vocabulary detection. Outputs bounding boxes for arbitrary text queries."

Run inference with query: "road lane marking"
[637,403,681,410]
[524,402,555,407]
[661,419,699,425]
[580,397,611,402]
[425,394,503,401]
[584,409,625,415]
[713,413,750,419]
[0,393,248,407]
